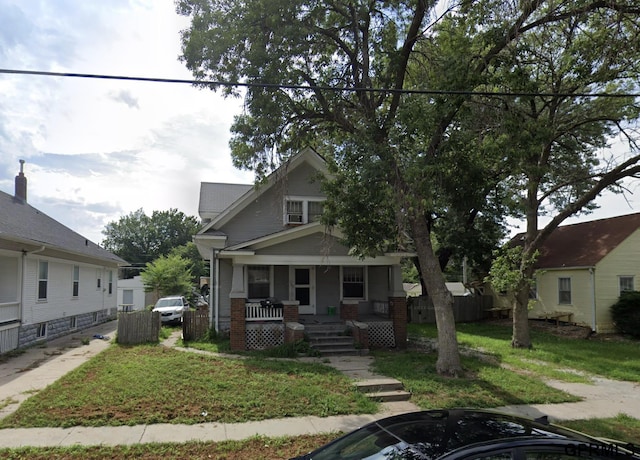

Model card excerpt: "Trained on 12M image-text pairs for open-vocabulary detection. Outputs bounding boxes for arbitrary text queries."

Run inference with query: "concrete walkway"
[0,322,638,448]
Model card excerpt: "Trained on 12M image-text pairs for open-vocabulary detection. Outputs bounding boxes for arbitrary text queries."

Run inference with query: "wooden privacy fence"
[408,295,493,323]
[117,310,160,345]
[183,310,210,341]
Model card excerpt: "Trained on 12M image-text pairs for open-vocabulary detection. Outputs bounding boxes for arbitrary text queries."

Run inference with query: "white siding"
[22,255,117,325]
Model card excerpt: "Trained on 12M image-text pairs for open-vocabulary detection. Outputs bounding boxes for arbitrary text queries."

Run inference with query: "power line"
[1,67,639,99]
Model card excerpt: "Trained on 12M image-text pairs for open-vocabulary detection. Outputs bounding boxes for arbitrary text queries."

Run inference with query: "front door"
[291,266,315,315]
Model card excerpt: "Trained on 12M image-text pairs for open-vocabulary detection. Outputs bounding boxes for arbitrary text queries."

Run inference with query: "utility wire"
[1,68,639,99]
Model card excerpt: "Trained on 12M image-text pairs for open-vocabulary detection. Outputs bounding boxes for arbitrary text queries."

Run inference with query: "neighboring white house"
[0,162,127,353]
[117,275,151,312]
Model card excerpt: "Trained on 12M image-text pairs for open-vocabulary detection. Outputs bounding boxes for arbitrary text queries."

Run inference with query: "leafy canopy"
[101,209,200,265]
[141,254,193,298]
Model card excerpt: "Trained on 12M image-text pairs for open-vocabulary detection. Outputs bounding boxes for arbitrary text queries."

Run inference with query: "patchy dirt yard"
[488,318,628,341]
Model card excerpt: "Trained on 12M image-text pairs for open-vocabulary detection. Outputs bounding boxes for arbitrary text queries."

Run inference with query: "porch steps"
[354,378,412,402]
[304,323,361,356]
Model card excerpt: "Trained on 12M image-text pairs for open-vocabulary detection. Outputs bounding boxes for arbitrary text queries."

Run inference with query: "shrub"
[610,291,640,338]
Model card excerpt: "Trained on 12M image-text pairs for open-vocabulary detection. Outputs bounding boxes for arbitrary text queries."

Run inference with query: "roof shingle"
[0,190,126,265]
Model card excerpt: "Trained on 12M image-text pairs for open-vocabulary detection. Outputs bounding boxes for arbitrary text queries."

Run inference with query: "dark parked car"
[291,409,639,460]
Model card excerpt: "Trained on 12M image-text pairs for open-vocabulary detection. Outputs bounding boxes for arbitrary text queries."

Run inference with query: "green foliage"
[169,242,208,283]
[610,291,640,338]
[486,246,527,294]
[101,208,199,265]
[140,254,192,298]
[402,259,419,283]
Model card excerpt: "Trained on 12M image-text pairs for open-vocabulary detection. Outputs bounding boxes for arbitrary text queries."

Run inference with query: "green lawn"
[0,345,377,428]
[1,320,639,457]
[408,322,640,382]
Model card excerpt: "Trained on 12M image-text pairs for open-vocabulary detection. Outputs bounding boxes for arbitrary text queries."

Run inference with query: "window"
[248,265,271,299]
[284,198,324,225]
[308,201,324,222]
[92,312,99,323]
[36,322,47,339]
[72,265,80,297]
[69,316,77,330]
[96,269,102,290]
[38,261,48,300]
[108,271,113,295]
[343,267,365,299]
[619,276,634,295]
[286,200,304,224]
[558,277,571,304]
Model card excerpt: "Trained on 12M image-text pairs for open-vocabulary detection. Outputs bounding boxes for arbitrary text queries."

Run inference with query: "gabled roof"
[517,213,640,269]
[198,148,329,235]
[198,183,252,221]
[0,190,127,265]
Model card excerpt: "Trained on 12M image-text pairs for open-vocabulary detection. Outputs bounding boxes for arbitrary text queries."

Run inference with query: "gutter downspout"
[589,267,596,332]
[20,246,46,324]
[211,250,219,333]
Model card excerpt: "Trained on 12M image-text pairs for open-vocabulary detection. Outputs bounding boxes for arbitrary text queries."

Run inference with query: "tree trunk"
[512,183,538,348]
[512,281,532,348]
[410,215,462,376]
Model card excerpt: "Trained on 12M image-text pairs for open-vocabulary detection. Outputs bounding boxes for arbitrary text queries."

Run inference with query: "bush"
[610,291,640,338]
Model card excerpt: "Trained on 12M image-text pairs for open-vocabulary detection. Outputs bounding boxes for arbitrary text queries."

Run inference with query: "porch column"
[229,263,246,351]
[340,299,359,321]
[389,264,407,349]
[282,300,300,323]
[389,296,407,349]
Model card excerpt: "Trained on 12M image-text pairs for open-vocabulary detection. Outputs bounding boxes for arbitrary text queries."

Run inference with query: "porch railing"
[373,300,389,316]
[0,301,20,324]
[245,302,284,321]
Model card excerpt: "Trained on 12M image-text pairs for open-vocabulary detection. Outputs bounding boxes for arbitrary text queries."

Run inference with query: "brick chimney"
[15,159,27,202]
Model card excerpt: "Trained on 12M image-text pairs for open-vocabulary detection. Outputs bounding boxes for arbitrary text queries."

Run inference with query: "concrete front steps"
[354,378,412,402]
[305,323,365,356]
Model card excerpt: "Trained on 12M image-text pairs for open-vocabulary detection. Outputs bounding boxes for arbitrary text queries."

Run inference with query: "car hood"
[153,306,183,312]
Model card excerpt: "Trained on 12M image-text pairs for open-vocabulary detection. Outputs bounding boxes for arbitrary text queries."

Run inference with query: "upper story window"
[558,277,571,304]
[72,265,80,297]
[38,260,48,301]
[284,197,324,225]
[108,270,113,295]
[619,276,634,295]
[96,269,102,290]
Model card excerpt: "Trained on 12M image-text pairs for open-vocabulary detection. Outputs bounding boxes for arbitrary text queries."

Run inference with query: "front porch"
[234,298,406,354]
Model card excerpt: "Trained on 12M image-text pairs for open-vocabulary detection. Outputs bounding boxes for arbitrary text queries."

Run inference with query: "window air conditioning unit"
[286,213,304,224]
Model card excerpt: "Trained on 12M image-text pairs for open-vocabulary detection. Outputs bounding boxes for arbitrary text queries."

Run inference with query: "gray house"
[0,162,127,353]
[194,148,410,352]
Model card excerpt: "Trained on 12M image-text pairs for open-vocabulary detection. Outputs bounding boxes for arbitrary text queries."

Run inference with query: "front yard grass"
[408,322,640,383]
[0,345,377,428]
[0,320,639,456]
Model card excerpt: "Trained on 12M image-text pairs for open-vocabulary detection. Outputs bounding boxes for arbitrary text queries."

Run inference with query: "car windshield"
[155,298,182,307]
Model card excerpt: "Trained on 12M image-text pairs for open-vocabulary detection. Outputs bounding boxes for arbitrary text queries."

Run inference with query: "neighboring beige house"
[510,213,640,333]
[194,148,411,352]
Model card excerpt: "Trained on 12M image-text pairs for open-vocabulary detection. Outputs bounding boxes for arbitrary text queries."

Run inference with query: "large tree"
[481,10,640,347]
[102,208,200,265]
[178,0,640,375]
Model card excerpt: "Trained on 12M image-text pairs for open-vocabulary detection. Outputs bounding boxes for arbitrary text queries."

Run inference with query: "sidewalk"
[0,324,638,448]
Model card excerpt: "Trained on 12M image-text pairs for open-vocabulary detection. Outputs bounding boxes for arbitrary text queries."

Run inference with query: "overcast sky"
[1,0,639,248]
[0,0,253,245]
